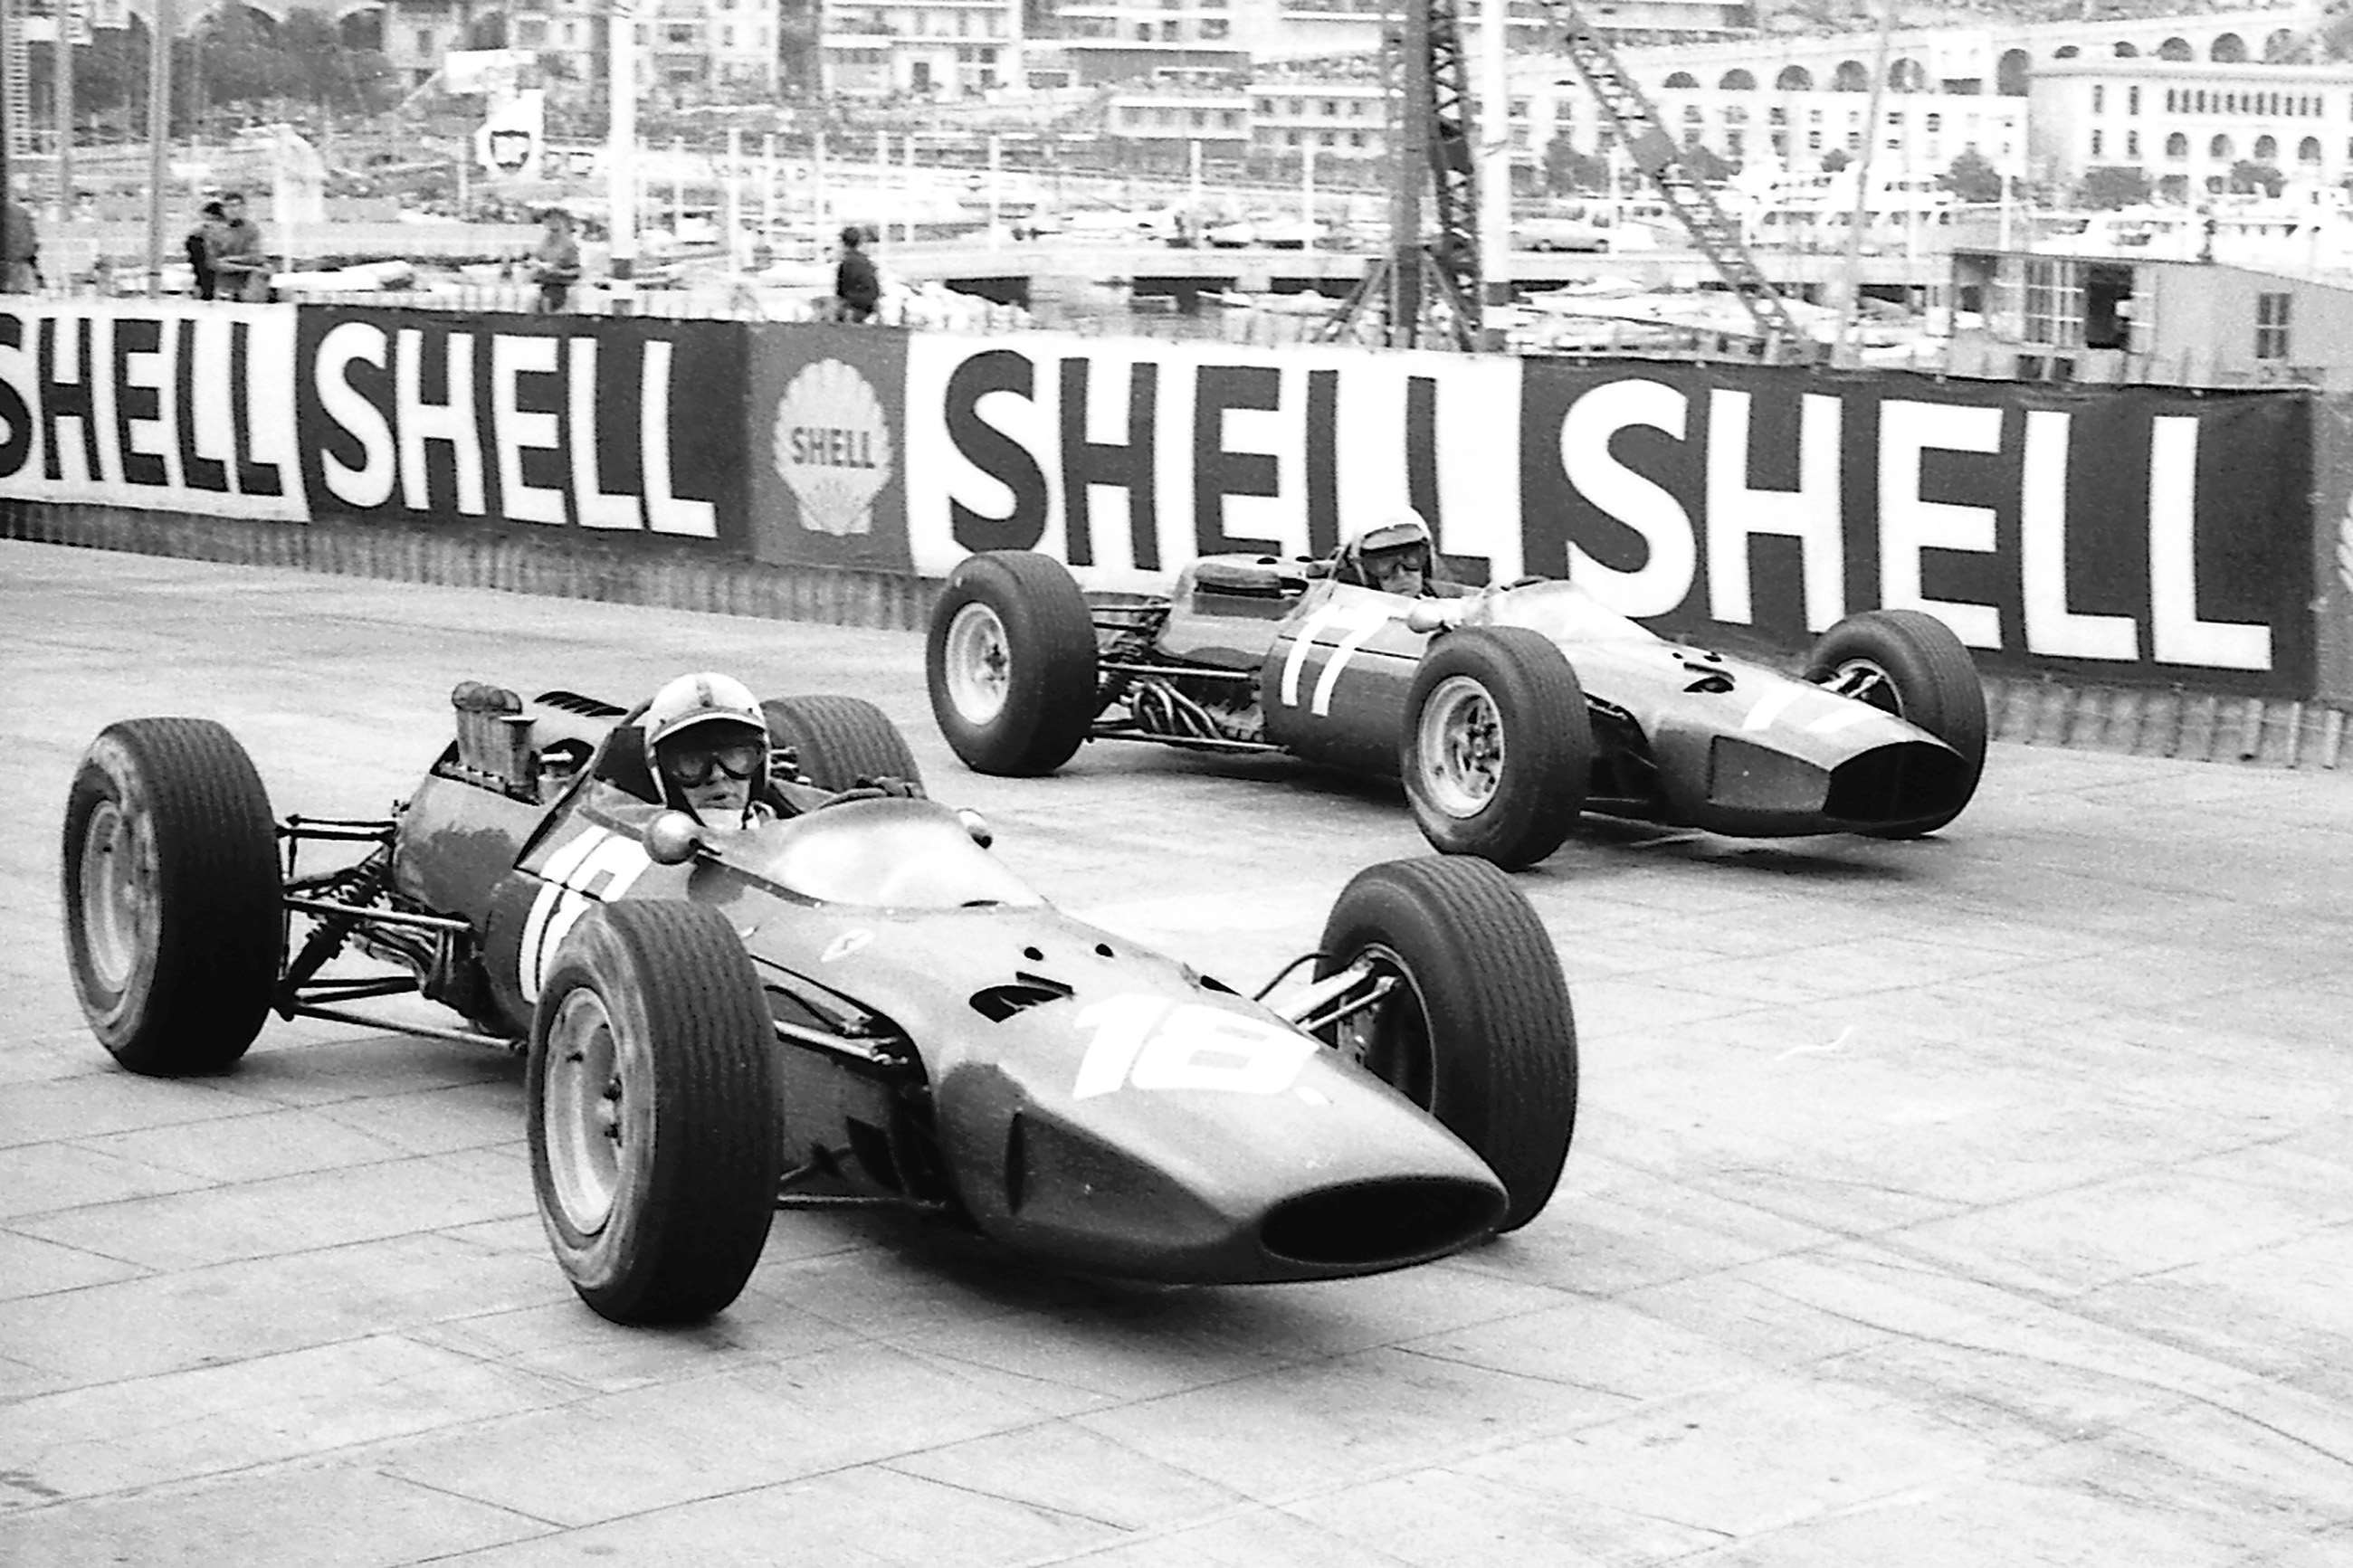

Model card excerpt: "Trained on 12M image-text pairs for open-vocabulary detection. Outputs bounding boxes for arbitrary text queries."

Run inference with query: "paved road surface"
[3,541,2349,1566]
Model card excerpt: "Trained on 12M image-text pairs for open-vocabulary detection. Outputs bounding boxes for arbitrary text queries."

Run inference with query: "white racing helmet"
[644,671,767,753]
[1338,508,1435,587]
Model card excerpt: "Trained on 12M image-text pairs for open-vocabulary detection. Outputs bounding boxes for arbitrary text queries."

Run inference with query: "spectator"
[530,208,582,313]
[207,193,272,303]
[3,197,41,293]
[186,200,225,300]
[834,223,880,323]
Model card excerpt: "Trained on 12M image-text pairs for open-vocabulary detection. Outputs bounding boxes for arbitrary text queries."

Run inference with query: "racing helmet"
[1338,508,1435,589]
[645,671,767,754]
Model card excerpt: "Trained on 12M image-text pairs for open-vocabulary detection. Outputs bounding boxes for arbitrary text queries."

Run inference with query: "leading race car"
[61,682,1577,1326]
[926,550,1989,870]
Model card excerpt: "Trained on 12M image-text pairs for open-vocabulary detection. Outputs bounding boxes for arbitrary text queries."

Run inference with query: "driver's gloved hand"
[852,774,924,798]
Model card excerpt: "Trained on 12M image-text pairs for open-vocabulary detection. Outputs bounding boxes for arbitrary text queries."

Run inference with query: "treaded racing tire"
[1315,857,1576,1233]
[1400,627,1592,870]
[926,551,1100,776]
[762,695,925,794]
[528,900,784,1326]
[62,717,281,1076]
[1803,608,1987,837]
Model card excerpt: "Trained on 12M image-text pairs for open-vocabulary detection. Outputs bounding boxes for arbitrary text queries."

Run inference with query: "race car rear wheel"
[926,551,1100,776]
[762,695,925,794]
[1315,858,1576,1233]
[61,717,281,1076]
[529,899,783,1326]
[1803,608,1987,837]
[1401,628,1592,870]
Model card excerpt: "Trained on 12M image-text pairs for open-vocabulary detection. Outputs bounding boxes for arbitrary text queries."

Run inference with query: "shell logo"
[771,359,894,537]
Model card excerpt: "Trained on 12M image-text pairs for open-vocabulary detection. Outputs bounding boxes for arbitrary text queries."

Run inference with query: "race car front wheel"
[1315,857,1577,1233]
[1401,628,1592,870]
[62,717,281,1076]
[763,694,925,794]
[1803,608,1987,836]
[926,551,1100,775]
[529,900,784,1326]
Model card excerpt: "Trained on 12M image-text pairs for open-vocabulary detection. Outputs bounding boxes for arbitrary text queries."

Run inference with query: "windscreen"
[729,801,1043,909]
[1472,580,1662,645]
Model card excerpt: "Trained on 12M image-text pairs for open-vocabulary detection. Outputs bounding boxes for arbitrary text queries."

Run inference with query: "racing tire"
[762,695,925,794]
[926,551,1100,776]
[1400,627,1592,870]
[61,717,281,1077]
[1803,608,1987,838]
[1315,857,1576,1233]
[528,900,784,1326]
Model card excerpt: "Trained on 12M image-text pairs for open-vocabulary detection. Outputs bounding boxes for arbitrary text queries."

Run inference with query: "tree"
[2228,160,2285,197]
[1544,140,1609,195]
[1821,147,1852,174]
[1940,147,2003,203]
[2078,165,2152,209]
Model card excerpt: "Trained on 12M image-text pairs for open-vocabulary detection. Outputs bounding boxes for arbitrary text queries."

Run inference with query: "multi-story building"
[379,0,477,90]
[820,0,1024,96]
[506,0,604,86]
[2030,59,2353,197]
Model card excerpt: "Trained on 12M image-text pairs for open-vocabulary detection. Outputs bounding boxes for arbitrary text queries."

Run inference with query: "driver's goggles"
[1367,545,1430,575]
[658,738,767,786]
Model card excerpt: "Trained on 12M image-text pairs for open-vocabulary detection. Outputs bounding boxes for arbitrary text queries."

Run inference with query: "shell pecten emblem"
[772,359,893,537]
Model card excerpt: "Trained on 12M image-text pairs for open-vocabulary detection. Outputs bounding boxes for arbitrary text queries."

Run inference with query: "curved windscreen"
[728,800,1043,909]
[1470,580,1662,645]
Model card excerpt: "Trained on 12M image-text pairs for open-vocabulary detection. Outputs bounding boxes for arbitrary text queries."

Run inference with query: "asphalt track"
[3,538,2350,1567]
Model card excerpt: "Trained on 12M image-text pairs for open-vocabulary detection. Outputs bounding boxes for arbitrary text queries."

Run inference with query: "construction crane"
[1327,0,1814,361]
[1318,0,1482,350]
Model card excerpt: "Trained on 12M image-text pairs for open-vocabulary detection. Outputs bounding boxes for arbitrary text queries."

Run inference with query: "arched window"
[2301,137,2324,163]
[2211,33,2246,62]
[2166,132,2188,159]
[1889,58,1925,91]
[1664,71,1699,88]
[1831,60,1869,91]
[2158,37,2193,62]
[2210,134,2234,160]
[2255,134,2277,161]
[2266,28,2297,61]
[2112,42,2138,58]
[1996,48,2030,97]
[1720,69,1756,90]
[1775,65,1814,91]
[2054,44,2079,60]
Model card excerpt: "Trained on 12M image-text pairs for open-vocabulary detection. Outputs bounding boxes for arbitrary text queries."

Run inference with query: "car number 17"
[1278,600,1393,717]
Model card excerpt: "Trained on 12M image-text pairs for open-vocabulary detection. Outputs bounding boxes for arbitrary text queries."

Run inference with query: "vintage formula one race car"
[61,683,1577,1326]
[926,551,1989,869]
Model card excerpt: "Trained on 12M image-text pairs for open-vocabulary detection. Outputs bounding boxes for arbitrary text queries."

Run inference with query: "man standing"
[834,223,879,323]
[530,207,582,313]
[207,193,272,302]
[2,197,40,293]
[186,200,225,299]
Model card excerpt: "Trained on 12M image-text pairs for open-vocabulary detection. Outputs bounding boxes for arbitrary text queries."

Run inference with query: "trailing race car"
[61,682,1577,1326]
[927,551,1989,870]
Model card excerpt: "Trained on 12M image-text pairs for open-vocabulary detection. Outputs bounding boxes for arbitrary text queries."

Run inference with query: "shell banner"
[744,323,911,574]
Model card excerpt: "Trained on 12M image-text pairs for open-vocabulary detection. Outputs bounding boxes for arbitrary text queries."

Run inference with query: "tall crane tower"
[1328,0,1814,361]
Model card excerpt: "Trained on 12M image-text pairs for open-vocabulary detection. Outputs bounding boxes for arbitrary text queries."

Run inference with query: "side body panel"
[1258,580,1432,774]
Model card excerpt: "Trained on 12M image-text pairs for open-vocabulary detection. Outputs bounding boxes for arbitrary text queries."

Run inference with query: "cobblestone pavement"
[3,540,2348,1567]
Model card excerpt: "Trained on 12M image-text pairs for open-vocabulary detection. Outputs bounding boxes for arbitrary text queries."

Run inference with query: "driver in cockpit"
[643,672,780,830]
[1330,509,1474,599]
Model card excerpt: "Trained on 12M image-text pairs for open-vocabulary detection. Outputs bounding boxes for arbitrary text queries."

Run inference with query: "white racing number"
[1072,994,1319,1100]
[518,826,653,1002]
[1278,598,1394,717]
